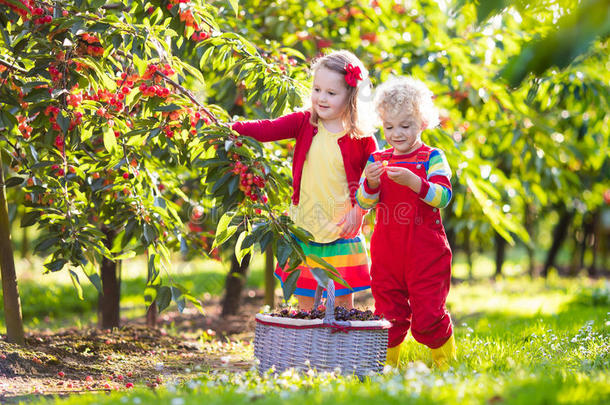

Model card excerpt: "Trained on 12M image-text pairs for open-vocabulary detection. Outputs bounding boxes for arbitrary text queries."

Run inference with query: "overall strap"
[414,148,431,171]
[416,148,431,164]
[376,149,394,162]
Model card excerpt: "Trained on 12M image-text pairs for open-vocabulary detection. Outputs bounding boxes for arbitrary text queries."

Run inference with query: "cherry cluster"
[0,0,33,19]
[78,33,104,57]
[165,0,211,43]
[271,306,381,321]
[230,160,268,203]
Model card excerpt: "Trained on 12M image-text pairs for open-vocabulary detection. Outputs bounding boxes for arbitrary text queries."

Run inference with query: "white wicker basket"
[254,280,390,376]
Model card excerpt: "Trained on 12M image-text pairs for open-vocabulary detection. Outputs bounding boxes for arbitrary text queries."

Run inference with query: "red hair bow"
[344,63,362,87]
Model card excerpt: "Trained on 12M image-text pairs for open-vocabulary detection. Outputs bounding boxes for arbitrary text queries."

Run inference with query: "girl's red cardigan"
[232,111,377,206]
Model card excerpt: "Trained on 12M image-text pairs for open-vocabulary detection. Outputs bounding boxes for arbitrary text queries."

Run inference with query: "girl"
[356,76,456,369]
[232,50,377,310]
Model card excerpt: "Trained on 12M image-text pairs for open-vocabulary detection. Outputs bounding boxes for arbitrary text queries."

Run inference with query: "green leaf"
[287,224,313,243]
[212,211,236,249]
[235,230,253,266]
[307,254,350,289]
[148,253,160,284]
[56,112,70,135]
[103,126,118,154]
[132,52,147,76]
[154,103,182,112]
[282,269,301,302]
[113,251,137,260]
[69,270,84,300]
[183,293,205,314]
[228,0,239,16]
[144,286,157,305]
[258,230,273,253]
[171,286,186,313]
[143,223,157,244]
[310,267,330,289]
[82,256,103,294]
[44,258,68,272]
[35,236,60,254]
[21,210,39,227]
[275,236,292,268]
[4,176,24,187]
[156,286,172,312]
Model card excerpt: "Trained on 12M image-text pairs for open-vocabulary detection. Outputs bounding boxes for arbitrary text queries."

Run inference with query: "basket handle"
[312,279,343,324]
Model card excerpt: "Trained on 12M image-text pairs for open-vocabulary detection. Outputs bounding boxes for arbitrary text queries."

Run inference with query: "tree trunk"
[221,253,251,317]
[146,303,157,328]
[264,246,275,308]
[524,203,536,277]
[464,228,474,280]
[587,210,600,277]
[568,232,580,276]
[494,231,506,278]
[0,158,24,344]
[98,227,120,329]
[542,207,574,278]
[574,212,596,275]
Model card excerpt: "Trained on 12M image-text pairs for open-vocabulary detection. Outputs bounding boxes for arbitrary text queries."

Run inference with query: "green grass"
[3,249,609,404]
[19,276,610,405]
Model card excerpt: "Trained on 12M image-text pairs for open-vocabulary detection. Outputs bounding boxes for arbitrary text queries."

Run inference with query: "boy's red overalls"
[369,147,453,349]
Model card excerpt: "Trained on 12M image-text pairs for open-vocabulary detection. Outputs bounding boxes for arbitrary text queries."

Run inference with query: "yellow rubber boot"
[386,343,402,367]
[430,334,456,371]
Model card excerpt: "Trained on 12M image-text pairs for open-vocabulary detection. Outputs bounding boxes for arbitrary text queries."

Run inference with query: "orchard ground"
[0,252,609,404]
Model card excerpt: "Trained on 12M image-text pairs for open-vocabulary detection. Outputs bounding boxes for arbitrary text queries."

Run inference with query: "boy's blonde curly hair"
[374,76,439,129]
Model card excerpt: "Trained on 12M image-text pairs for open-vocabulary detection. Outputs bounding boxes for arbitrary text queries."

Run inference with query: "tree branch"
[154,70,224,127]
[0,58,27,74]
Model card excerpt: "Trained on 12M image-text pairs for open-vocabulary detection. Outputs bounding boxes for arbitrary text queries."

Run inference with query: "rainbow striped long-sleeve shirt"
[355,145,452,210]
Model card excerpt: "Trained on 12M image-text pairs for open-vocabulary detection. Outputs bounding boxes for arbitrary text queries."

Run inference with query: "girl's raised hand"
[364,161,384,189]
[337,205,366,239]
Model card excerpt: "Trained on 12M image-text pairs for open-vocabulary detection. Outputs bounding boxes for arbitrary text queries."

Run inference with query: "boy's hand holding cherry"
[386,165,422,192]
[364,161,384,188]
[365,160,422,193]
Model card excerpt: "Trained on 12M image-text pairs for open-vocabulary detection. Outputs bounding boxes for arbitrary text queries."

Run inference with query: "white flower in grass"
[154,362,164,371]
[382,365,393,374]
[171,399,185,405]
[132,398,141,404]
[413,360,431,374]
[220,355,231,364]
